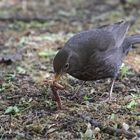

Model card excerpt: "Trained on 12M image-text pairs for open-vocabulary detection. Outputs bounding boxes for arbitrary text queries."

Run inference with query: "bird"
[52,21,140,107]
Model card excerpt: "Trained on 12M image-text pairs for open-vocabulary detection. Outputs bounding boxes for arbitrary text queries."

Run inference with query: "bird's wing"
[65,29,115,52]
[65,21,130,52]
[100,21,130,48]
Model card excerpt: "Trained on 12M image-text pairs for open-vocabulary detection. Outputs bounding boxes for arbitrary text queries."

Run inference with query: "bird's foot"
[70,81,86,100]
[99,96,116,103]
[70,92,80,100]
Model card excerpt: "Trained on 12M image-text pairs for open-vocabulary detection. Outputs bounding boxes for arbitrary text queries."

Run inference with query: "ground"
[0,0,140,140]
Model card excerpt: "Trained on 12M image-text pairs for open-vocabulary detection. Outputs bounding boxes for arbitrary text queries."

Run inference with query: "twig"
[0,15,89,23]
[6,95,22,100]
[0,16,66,23]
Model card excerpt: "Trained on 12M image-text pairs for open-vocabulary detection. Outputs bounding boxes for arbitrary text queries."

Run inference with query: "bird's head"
[53,48,71,82]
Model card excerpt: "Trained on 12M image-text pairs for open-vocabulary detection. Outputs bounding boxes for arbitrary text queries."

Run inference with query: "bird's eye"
[64,63,69,70]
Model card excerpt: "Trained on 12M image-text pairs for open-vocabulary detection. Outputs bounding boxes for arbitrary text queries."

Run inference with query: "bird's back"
[65,21,130,52]
[65,21,130,80]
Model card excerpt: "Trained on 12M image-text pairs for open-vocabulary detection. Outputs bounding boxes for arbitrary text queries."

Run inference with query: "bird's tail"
[122,34,140,55]
[127,34,140,44]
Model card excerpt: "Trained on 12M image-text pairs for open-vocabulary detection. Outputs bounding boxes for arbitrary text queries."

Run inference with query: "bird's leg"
[101,78,116,103]
[71,81,86,99]
[108,78,116,101]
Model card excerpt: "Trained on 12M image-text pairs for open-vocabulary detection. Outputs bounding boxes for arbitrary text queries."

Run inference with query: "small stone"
[122,122,129,131]
[94,127,100,132]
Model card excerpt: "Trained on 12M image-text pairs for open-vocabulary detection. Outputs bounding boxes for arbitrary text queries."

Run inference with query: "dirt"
[0,0,140,140]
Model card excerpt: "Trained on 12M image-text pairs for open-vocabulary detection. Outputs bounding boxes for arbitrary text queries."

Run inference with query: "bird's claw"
[70,94,79,100]
[99,96,116,103]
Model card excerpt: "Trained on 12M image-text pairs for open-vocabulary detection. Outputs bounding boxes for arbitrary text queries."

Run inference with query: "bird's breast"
[68,63,119,81]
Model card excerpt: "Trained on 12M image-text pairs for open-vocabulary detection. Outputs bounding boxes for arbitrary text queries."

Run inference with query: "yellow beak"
[53,73,61,82]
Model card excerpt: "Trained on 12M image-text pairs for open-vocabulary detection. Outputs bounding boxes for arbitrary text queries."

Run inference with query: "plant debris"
[0,0,140,139]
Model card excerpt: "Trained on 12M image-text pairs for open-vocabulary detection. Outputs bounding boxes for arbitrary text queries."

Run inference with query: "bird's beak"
[53,73,62,82]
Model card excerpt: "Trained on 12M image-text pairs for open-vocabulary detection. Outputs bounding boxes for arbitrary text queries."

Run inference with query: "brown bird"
[52,21,140,108]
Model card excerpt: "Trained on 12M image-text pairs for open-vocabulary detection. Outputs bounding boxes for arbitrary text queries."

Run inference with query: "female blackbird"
[52,21,140,103]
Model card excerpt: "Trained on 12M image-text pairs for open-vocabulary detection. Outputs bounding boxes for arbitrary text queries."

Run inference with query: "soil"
[0,0,140,139]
